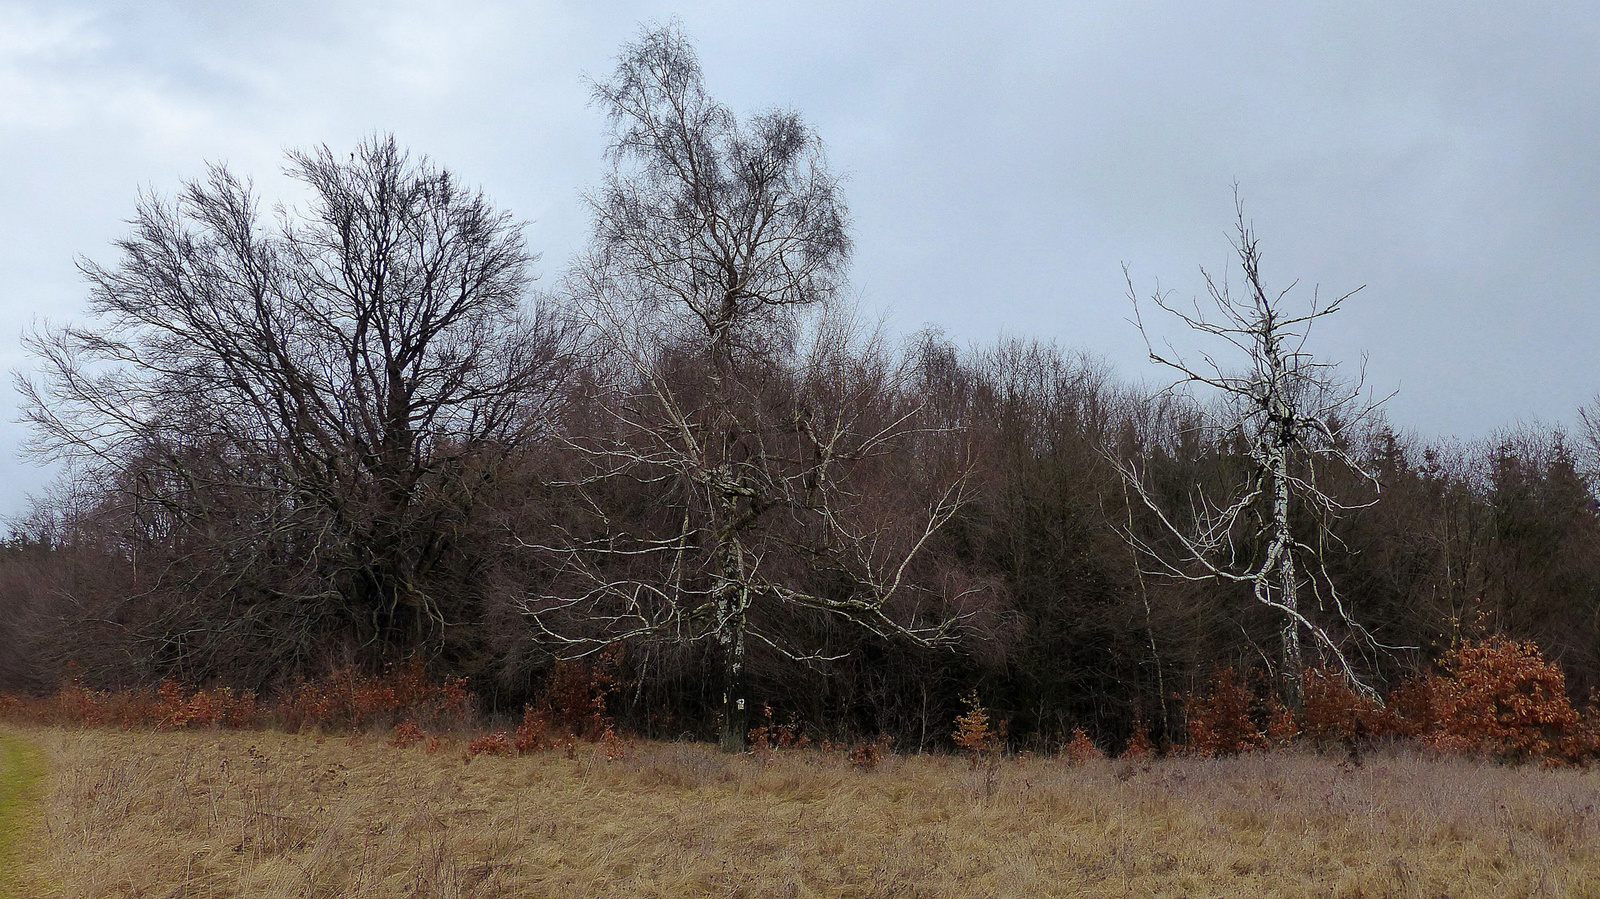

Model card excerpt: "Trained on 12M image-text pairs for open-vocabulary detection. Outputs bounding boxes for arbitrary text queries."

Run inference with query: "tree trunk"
[717,602,749,752]
[716,533,750,753]
[1267,396,1304,702]
[718,643,748,752]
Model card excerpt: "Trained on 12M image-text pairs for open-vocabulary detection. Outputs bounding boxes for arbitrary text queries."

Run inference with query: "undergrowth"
[1178,635,1600,766]
[8,633,1600,768]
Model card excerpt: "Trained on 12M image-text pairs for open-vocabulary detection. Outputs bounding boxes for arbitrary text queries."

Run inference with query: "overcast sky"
[3,1,1598,518]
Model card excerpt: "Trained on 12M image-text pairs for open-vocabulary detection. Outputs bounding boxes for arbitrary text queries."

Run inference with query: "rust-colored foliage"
[154,681,260,730]
[279,662,472,733]
[1571,697,1600,761]
[849,735,894,771]
[748,703,810,762]
[538,653,619,740]
[1184,667,1266,757]
[54,680,107,728]
[389,719,428,749]
[1119,718,1155,760]
[14,632,1600,769]
[463,731,514,760]
[1264,691,1299,747]
[1064,727,1105,764]
[1427,636,1581,763]
[0,662,466,734]
[1387,676,1437,739]
[0,655,647,767]
[1299,668,1398,746]
[952,690,1000,761]
[601,723,631,762]
[513,654,622,753]
[513,705,553,754]
[1,675,261,731]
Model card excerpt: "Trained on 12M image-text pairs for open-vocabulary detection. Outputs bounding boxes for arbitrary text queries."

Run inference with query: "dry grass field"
[4,724,1600,898]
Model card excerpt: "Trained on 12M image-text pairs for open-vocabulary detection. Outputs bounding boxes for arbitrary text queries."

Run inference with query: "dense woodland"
[4,27,1600,754]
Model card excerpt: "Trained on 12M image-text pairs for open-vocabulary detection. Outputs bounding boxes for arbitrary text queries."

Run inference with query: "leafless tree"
[1575,400,1600,490]
[1117,199,1390,699]
[18,136,573,681]
[520,25,978,750]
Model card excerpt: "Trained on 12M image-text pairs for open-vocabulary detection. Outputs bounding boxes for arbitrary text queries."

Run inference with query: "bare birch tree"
[520,25,977,750]
[1118,200,1389,699]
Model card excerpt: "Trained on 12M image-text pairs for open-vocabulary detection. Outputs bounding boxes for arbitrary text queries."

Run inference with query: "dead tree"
[519,26,977,751]
[1117,199,1389,699]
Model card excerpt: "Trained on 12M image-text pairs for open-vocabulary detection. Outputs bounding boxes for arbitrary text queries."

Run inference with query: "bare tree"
[1117,199,1389,698]
[520,25,978,751]
[18,136,573,681]
[1575,400,1600,490]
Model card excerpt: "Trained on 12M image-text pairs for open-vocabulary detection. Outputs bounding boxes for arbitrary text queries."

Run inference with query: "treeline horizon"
[5,329,1597,749]
[3,26,1599,755]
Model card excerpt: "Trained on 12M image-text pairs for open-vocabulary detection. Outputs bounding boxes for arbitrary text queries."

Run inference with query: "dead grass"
[9,724,1600,897]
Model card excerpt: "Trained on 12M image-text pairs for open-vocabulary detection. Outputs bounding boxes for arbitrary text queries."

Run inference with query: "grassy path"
[0,730,47,898]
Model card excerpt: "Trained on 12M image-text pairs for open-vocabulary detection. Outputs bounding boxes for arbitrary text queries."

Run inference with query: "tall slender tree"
[1118,199,1389,698]
[522,25,977,750]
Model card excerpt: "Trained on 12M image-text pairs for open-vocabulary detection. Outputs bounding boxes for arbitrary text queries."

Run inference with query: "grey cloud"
[2,0,1598,516]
